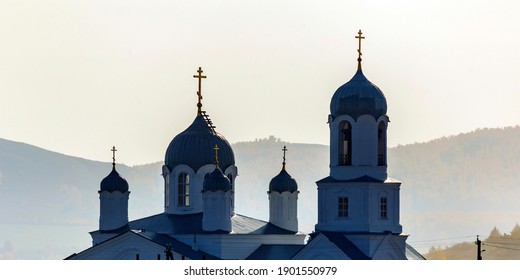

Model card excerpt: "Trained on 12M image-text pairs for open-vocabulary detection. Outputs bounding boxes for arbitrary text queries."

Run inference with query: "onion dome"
[203,167,231,192]
[269,145,298,193]
[100,146,129,193]
[164,115,235,172]
[330,30,387,119]
[269,168,298,193]
[330,69,387,119]
[100,168,129,193]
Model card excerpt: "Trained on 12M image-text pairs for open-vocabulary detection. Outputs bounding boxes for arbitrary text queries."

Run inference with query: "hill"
[1,126,520,259]
[425,224,520,260]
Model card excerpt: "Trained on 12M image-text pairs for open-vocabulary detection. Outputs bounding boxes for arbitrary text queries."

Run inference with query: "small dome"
[269,168,298,193]
[203,167,231,192]
[165,116,235,172]
[100,168,129,193]
[330,70,387,119]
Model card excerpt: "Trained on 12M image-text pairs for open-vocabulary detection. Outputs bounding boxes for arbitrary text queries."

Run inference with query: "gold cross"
[282,145,287,170]
[355,30,365,70]
[111,146,117,169]
[193,67,207,116]
[213,144,220,167]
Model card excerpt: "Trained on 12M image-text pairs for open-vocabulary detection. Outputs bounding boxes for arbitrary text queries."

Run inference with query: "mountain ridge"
[1,126,520,259]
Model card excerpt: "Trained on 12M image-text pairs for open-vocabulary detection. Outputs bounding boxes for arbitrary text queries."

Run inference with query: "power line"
[483,243,520,252]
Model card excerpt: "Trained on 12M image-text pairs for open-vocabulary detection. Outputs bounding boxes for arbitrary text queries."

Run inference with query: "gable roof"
[405,243,426,260]
[128,212,297,235]
[319,232,370,260]
[246,244,305,260]
[136,231,219,260]
[65,230,218,260]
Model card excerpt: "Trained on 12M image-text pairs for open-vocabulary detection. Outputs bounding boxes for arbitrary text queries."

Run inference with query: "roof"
[128,212,297,235]
[330,69,387,119]
[136,231,220,260]
[65,230,219,260]
[269,168,298,193]
[319,232,370,260]
[246,244,305,260]
[100,167,129,193]
[316,175,401,184]
[203,167,231,192]
[164,115,235,172]
[405,243,426,260]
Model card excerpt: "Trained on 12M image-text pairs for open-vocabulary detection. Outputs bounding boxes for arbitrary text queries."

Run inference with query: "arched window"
[177,173,190,207]
[380,196,388,219]
[377,121,386,166]
[339,121,352,166]
[338,196,349,218]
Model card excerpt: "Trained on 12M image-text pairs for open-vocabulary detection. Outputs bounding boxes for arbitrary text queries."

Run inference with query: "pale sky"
[1,0,519,165]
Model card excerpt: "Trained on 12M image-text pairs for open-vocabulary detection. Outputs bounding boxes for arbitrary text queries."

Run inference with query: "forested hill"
[2,126,520,259]
[425,224,520,260]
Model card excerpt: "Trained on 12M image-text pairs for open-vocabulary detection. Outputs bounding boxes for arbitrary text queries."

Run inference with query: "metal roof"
[100,168,129,193]
[164,116,235,172]
[246,244,305,260]
[330,69,387,119]
[318,232,370,260]
[269,168,298,193]
[128,212,297,235]
[136,231,220,260]
[203,167,231,192]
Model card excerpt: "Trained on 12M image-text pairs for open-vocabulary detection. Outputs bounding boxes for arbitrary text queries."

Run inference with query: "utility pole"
[475,235,483,260]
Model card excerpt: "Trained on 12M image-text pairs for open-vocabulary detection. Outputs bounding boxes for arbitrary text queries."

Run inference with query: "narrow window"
[380,197,388,219]
[378,121,386,166]
[339,121,352,166]
[177,173,190,207]
[227,174,234,209]
[338,196,349,217]
[164,183,170,207]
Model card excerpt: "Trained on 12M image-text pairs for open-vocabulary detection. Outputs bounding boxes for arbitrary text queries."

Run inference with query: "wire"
[484,241,520,247]
[483,243,520,252]
[409,235,476,244]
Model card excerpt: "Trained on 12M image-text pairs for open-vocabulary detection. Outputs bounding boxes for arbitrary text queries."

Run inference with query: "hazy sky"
[1,0,519,165]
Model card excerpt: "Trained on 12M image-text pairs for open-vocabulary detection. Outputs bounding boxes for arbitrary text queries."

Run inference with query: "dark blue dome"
[203,167,231,192]
[165,116,235,172]
[100,168,129,193]
[330,70,387,119]
[269,168,298,193]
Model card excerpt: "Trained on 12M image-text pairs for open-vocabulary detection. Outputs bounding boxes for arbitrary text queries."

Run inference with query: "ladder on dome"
[200,111,216,133]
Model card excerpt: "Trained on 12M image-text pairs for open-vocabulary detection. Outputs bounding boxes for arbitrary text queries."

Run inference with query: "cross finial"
[193,67,207,116]
[213,144,220,168]
[111,146,117,170]
[282,145,287,170]
[355,30,365,71]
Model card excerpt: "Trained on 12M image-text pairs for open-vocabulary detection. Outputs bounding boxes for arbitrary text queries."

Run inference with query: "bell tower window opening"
[339,121,352,166]
[177,173,190,207]
[378,121,386,166]
[380,197,388,219]
[338,196,349,218]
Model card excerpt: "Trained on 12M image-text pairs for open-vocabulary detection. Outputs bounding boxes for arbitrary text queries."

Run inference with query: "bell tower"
[315,30,402,236]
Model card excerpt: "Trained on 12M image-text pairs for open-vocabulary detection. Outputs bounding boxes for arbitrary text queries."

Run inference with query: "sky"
[1,0,519,165]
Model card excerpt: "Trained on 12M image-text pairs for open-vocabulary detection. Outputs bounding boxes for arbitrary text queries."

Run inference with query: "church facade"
[66,31,424,260]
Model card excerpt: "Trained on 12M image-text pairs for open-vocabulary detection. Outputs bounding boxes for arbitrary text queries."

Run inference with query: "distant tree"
[510,224,520,237]
[488,226,501,238]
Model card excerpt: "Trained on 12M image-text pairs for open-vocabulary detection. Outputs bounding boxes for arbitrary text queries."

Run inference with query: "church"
[65,31,424,260]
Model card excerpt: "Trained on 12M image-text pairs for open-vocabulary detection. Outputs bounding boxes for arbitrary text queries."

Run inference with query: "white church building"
[66,31,424,260]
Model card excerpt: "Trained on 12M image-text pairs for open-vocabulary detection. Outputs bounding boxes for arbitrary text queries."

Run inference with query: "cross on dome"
[193,67,207,116]
[111,146,117,170]
[355,30,365,70]
[282,145,287,170]
[213,144,220,168]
